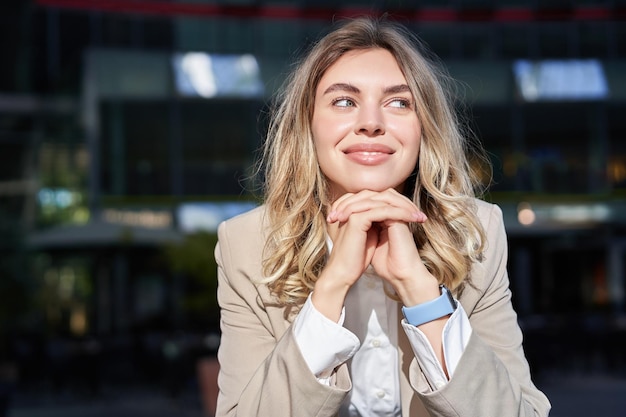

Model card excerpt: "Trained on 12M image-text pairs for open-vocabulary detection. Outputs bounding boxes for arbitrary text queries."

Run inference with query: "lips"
[342,143,395,165]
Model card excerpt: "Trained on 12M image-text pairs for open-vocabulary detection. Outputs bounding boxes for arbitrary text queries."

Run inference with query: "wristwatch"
[402,285,457,326]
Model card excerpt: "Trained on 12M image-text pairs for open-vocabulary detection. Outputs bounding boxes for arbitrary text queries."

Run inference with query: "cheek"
[403,128,421,172]
[313,139,333,176]
[311,126,325,157]
[409,123,422,155]
[412,137,421,160]
[312,116,338,152]
[310,112,326,147]
[311,125,330,172]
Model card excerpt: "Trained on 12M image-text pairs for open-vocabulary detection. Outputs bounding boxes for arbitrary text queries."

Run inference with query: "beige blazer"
[214,200,551,417]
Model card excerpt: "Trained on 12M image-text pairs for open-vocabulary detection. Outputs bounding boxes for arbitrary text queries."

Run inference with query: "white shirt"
[293,267,472,416]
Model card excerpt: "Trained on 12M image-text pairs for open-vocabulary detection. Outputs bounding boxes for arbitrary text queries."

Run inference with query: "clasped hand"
[312,189,439,320]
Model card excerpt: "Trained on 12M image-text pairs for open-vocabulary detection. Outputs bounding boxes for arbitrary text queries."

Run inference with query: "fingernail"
[413,212,427,222]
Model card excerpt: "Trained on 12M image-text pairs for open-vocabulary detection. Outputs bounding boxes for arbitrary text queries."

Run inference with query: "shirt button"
[371,339,381,348]
[376,390,386,399]
[434,380,446,390]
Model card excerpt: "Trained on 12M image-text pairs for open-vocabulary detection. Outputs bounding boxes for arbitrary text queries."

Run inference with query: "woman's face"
[311,48,421,201]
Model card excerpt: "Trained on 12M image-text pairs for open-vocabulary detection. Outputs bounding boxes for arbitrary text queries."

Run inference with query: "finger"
[333,189,418,216]
[329,189,426,223]
[326,192,355,222]
[330,200,392,223]
[369,191,426,222]
[327,191,378,222]
[329,199,426,224]
[339,205,423,227]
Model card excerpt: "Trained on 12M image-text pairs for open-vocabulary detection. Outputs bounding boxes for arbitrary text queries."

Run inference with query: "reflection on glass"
[177,201,258,233]
[513,59,608,101]
[173,52,264,98]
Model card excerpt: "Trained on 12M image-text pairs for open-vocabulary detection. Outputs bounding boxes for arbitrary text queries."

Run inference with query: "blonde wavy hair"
[257,16,489,314]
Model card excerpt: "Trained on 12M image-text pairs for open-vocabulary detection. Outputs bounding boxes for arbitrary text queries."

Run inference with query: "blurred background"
[0,0,625,416]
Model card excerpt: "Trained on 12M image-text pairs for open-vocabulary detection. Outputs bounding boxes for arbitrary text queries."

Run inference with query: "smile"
[355,151,385,156]
[343,148,394,165]
[342,144,395,154]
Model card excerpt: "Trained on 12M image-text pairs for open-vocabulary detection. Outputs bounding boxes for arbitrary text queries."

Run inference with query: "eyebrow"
[322,82,412,95]
[323,83,359,95]
[384,84,412,95]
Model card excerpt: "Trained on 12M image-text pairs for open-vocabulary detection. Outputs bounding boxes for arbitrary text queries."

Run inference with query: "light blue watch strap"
[401,285,456,326]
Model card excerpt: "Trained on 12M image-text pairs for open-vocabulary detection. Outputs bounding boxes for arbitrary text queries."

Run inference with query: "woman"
[214,17,550,416]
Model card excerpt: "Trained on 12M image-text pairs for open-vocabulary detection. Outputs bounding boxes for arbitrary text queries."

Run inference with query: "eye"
[388,98,412,109]
[333,98,356,108]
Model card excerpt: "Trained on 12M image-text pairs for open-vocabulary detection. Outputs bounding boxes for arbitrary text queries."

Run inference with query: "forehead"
[317,48,408,89]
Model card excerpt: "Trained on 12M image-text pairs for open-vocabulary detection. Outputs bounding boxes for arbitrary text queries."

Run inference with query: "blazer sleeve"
[410,203,551,417]
[214,218,351,417]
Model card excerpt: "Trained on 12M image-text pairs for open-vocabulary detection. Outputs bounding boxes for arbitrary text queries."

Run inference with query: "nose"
[355,105,385,137]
